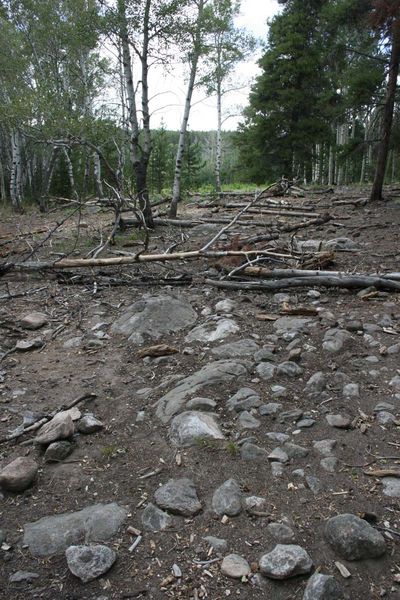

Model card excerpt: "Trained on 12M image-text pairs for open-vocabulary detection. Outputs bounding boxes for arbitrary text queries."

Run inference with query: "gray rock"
[0,456,38,492]
[34,411,74,445]
[297,418,315,428]
[374,402,395,413]
[154,479,201,516]
[322,329,352,354]
[382,477,400,497]
[221,554,250,578]
[65,544,116,583]
[238,411,261,429]
[241,443,268,461]
[325,513,386,560]
[169,411,224,447]
[259,544,313,579]
[323,237,357,251]
[227,387,261,412]
[77,414,104,434]
[306,371,326,392]
[186,397,217,411]
[266,432,289,443]
[142,503,174,531]
[376,411,396,425]
[211,339,259,359]
[273,317,312,336]
[9,571,39,583]
[63,336,83,349]
[185,318,239,343]
[15,338,44,351]
[343,383,359,398]
[20,312,48,330]
[271,385,287,398]
[23,503,127,557]
[244,496,267,513]
[387,344,400,355]
[203,535,228,555]
[277,361,304,378]
[111,295,197,344]
[306,475,322,494]
[313,440,337,457]
[326,414,351,429]
[259,403,282,416]
[44,441,73,463]
[283,442,309,459]
[279,409,303,423]
[256,362,276,380]
[212,479,242,516]
[268,447,289,463]
[267,523,295,543]
[157,360,248,421]
[320,457,338,472]
[215,299,236,313]
[0,530,5,544]
[254,347,275,362]
[303,573,343,600]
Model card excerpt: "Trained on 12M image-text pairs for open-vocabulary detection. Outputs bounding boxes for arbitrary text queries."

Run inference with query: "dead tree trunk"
[10,129,23,212]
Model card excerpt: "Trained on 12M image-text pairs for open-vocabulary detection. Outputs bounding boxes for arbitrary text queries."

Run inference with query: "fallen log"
[225,267,400,281]
[206,275,400,292]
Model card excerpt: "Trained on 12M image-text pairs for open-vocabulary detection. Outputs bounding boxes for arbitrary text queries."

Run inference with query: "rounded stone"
[212,479,242,516]
[325,513,386,560]
[221,554,250,579]
[0,456,38,492]
[303,573,343,600]
[65,544,116,583]
[154,478,201,516]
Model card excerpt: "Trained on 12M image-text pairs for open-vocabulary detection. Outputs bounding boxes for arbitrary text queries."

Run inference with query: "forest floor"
[0,186,400,600]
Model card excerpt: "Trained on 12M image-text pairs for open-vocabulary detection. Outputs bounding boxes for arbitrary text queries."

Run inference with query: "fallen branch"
[205,275,400,292]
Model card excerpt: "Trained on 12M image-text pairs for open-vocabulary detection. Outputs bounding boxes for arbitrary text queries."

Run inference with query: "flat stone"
[382,477,400,497]
[241,443,268,461]
[238,411,261,429]
[320,457,338,472]
[212,479,242,516]
[211,339,259,358]
[376,411,396,425]
[157,360,248,422]
[169,411,224,447]
[271,385,287,397]
[221,554,250,579]
[65,544,116,583]
[154,478,201,516]
[23,503,127,557]
[215,299,236,313]
[325,513,386,560]
[273,317,312,336]
[306,475,323,494]
[313,439,337,457]
[277,361,304,377]
[142,503,174,531]
[266,432,289,443]
[44,441,73,463]
[326,414,351,429]
[203,535,228,555]
[297,418,315,428]
[303,573,343,600]
[259,403,282,416]
[9,571,39,583]
[227,387,261,412]
[323,329,352,354]
[374,402,395,413]
[185,318,239,343]
[267,523,295,543]
[34,411,74,445]
[283,442,309,459]
[0,456,38,492]
[271,462,285,477]
[343,383,359,398]
[279,409,303,423]
[15,338,44,351]
[254,347,275,362]
[244,496,267,513]
[77,414,104,434]
[256,362,276,380]
[186,397,217,411]
[63,336,83,349]
[259,544,313,579]
[111,295,197,344]
[20,312,48,330]
[306,372,326,392]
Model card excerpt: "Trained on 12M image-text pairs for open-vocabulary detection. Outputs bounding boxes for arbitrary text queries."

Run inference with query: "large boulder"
[111,295,197,344]
[325,514,386,560]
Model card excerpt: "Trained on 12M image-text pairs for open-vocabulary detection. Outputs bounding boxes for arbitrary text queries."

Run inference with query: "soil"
[0,187,400,600]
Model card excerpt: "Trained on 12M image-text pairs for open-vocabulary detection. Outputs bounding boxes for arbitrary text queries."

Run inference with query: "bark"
[93,151,103,198]
[206,275,400,292]
[370,25,400,201]
[169,0,205,218]
[62,147,79,200]
[0,158,6,202]
[215,74,222,194]
[118,0,153,227]
[10,129,23,212]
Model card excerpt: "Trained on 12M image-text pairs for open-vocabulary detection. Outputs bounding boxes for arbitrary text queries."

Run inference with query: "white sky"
[149,0,281,131]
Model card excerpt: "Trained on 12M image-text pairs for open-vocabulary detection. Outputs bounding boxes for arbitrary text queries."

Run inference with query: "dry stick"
[205,275,400,292]
[226,267,400,281]
[200,184,277,252]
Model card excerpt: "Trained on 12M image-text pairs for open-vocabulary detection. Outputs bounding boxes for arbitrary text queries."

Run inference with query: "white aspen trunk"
[0,158,6,202]
[83,154,90,196]
[10,129,23,211]
[62,147,78,200]
[392,150,396,182]
[169,0,205,218]
[215,77,222,194]
[328,144,334,186]
[93,151,103,197]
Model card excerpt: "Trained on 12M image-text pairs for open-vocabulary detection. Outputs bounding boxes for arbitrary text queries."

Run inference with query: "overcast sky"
[149,0,281,131]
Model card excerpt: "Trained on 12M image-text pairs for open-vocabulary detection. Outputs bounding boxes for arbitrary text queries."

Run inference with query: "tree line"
[1,0,399,224]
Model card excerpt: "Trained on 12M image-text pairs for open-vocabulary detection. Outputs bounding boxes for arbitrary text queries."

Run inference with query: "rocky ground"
[0,188,400,600]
